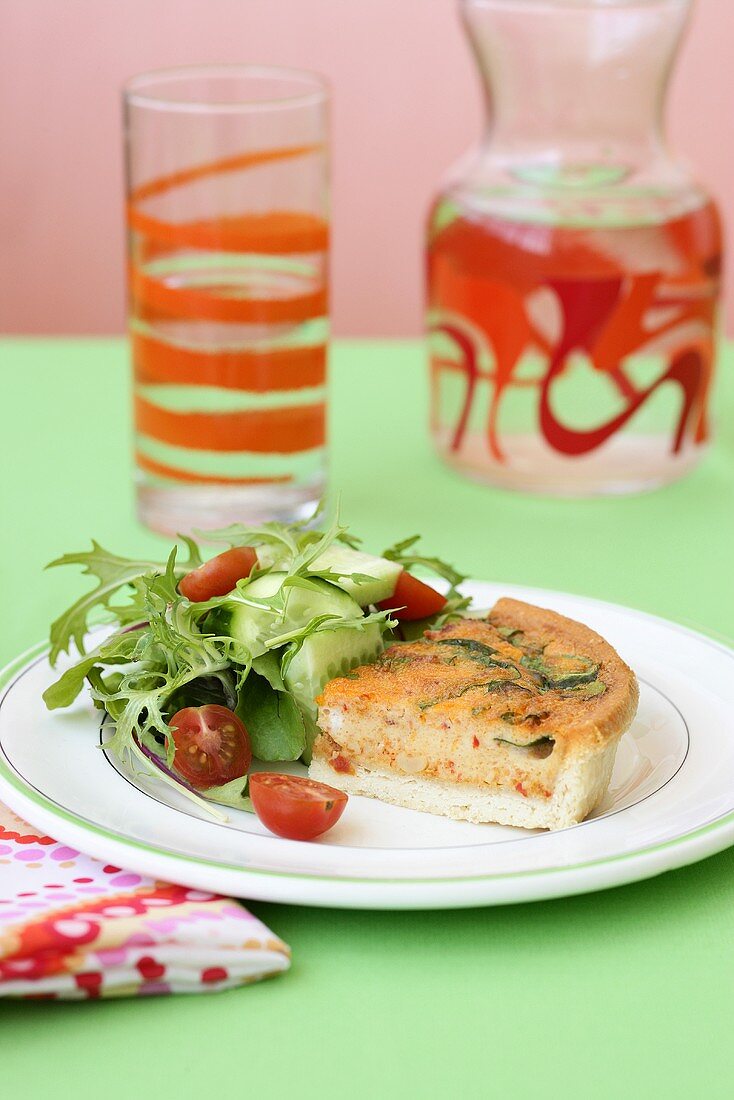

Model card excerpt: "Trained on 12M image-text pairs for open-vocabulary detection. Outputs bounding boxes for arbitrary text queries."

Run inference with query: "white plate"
[1,582,733,910]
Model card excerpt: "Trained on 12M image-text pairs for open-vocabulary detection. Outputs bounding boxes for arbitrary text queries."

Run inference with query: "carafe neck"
[462,0,691,181]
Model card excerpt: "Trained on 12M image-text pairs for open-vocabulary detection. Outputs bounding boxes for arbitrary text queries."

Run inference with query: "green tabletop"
[1,337,733,1098]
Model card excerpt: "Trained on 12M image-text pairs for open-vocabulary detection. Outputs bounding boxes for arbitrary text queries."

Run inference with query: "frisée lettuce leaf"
[46,537,202,664]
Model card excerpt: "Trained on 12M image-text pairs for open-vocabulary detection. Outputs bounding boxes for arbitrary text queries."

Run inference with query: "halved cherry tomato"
[249,773,348,840]
[377,570,447,622]
[168,705,251,790]
[179,546,257,602]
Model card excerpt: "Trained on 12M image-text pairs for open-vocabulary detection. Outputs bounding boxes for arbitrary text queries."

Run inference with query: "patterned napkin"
[0,803,290,999]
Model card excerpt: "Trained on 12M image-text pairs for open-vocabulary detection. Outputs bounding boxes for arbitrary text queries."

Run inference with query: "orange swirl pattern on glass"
[128,143,328,487]
[134,396,325,454]
[130,269,328,326]
[130,210,329,257]
[134,453,293,487]
[132,333,326,393]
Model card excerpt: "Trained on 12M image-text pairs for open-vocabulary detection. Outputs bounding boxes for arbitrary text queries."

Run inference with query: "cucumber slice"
[252,543,287,572]
[310,545,402,606]
[205,572,284,657]
[284,621,385,721]
[206,572,364,659]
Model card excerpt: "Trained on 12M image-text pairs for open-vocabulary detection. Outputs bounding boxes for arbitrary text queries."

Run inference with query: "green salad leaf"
[381,536,470,642]
[382,535,466,590]
[250,651,286,691]
[204,776,253,812]
[47,537,202,664]
[43,627,145,710]
[77,550,233,765]
[236,674,306,761]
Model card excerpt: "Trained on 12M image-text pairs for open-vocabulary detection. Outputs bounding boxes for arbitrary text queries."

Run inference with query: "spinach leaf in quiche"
[495,734,555,759]
[520,653,599,688]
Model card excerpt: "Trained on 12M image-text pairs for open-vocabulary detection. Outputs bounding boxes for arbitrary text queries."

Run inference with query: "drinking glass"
[124,65,329,534]
[427,0,722,495]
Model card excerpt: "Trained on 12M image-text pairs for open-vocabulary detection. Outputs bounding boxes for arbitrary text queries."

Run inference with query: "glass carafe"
[426,0,722,495]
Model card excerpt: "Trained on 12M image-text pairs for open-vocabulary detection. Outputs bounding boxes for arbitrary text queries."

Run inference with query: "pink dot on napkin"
[109,873,143,888]
[51,846,79,861]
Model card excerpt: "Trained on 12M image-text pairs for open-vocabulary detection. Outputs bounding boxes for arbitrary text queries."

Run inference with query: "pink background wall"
[0,0,732,337]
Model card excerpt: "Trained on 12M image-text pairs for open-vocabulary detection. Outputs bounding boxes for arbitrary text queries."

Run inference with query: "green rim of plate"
[1,637,733,887]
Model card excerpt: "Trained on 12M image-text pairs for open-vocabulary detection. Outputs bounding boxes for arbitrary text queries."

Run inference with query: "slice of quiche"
[309,598,639,831]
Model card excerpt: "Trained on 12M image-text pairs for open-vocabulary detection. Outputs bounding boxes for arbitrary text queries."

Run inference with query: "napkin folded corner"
[0,803,290,999]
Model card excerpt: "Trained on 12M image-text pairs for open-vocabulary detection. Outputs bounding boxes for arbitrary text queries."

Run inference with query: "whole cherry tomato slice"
[179,547,257,602]
[249,773,348,840]
[168,705,251,790]
[377,570,447,622]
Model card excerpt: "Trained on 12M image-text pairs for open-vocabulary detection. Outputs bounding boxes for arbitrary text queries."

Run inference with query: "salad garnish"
[43,508,470,828]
